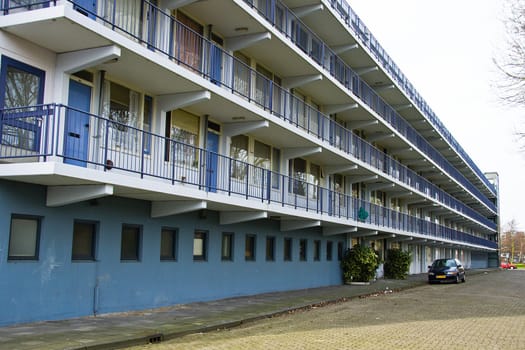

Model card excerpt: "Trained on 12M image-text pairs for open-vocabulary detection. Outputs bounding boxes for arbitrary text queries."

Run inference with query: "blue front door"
[206,131,219,192]
[73,0,97,18]
[65,80,91,166]
[210,44,222,85]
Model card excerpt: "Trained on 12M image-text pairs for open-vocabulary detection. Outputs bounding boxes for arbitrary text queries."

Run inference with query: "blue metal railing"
[0,0,496,229]
[0,104,498,249]
[1,0,53,15]
[327,0,496,196]
[242,0,497,212]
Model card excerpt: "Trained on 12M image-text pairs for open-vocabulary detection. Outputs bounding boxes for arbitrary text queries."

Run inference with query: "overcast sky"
[348,0,525,230]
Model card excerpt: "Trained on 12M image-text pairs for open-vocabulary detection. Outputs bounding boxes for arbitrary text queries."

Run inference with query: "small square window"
[121,225,141,261]
[313,240,321,261]
[161,228,177,261]
[72,221,97,261]
[326,241,333,261]
[266,236,275,261]
[193,230,207,261]
[245,235,256,261]
[299,239,307,261]
[8,215,41,260]
[221,232,234,261]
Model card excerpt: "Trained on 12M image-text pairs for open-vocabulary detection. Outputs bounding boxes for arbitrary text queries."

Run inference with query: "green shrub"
[384,248,412,279]
[340,244,380,283]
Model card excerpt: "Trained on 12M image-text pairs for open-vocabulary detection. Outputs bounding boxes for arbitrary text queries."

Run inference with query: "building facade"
[0,0,498,326]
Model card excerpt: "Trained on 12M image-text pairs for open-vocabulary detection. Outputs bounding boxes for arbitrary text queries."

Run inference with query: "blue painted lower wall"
[0,180,345,326]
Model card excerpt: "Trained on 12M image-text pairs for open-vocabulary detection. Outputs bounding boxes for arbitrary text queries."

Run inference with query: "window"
[314,240,321,261]
[230,135,248,180]
[299,239,307,261]
[221,232,234,261]
[169,109,200,166]
[309,163,321,199]
[253,140,271,186]
[266,236,275,261]
[103,81,140,152]
[3,1,48,14]
[271,148,280,189]
[284,238,292,261]
[176,11,204,72]
[233,52,250,98]
[245,234,256,261]
[193,230,207,261]
[101,0,143,38]
[289,158,307,196]
[334,174,344,194]
[254,140,271,170]
[143,95,152,154]
[8,215,41,260]
[337,241,344,261]
[326,241,333,261]
[291,90,307,129]
[72,221,97,261]
[160,228,177,261]
[120,225,141,261]
[0,56,45,151]
[255,64,272,108]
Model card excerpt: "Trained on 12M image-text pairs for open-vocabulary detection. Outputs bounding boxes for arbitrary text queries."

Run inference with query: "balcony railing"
[0,0,496,229]
[242,0,497,212]
[0,104,498,250]
[327,0,496,196]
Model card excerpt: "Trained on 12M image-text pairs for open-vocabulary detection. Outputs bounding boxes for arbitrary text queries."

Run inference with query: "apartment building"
[0,0,498,325]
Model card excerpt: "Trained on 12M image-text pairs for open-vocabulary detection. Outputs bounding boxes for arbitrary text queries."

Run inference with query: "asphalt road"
[127,270,525,350]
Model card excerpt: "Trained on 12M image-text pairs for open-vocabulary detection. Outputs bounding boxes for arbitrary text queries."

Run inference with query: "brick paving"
[126,269,525,350]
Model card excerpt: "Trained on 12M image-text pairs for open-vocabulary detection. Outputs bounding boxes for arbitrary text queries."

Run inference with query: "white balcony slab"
[280,220,321,232]
[220,211,268,225]
[47,184,113,207]
[151,200,207,218]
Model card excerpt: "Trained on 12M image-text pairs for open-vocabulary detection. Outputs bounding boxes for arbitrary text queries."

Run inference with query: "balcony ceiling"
[2,14,110,53]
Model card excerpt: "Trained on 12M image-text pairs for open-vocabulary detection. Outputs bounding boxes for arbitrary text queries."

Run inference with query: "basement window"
[72,220,97,261]
[120,224,141,261]
[8,214,41,261]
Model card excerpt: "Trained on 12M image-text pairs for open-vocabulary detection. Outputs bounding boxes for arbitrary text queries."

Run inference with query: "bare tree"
[494,0,525,106]
[501,219,524,262]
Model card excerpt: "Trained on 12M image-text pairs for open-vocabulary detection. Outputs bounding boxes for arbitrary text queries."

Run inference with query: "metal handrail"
[243,0,497,209]
[0,0,496,227]
[327,0,496,195]
[0,103,498,249]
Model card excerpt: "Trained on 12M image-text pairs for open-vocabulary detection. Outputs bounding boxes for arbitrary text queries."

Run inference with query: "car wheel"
[510,267,516,270]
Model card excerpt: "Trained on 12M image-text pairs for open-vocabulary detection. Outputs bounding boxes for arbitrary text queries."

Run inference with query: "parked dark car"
[428,258,466,284]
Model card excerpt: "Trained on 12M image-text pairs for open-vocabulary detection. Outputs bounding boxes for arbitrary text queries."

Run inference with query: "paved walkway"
[0,270,492,350]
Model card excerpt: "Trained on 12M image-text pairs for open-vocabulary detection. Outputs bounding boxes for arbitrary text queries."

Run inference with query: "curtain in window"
[291,91,306,129]
[176,13,203,72]
[101,0,142,40]
[233,53,250,99]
